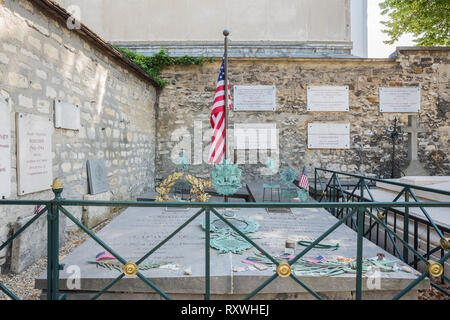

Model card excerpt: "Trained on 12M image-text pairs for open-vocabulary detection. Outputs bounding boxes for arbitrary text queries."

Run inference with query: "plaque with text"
[0,97,11,198]
[308,123,350,149]
[233,86,276,111]
[307,86,349,111]
[234,123,278,150]
[16,113,53,195]
[54,100,81,130]
[87,160,109,195]
[379,87,421,113]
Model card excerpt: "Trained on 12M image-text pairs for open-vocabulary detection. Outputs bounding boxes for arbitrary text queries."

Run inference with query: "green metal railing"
[314,168,450,297]
[1,174,449,300]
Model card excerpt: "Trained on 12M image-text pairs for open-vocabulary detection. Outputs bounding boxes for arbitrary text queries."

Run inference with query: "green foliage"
[379,0,450,46]
[117,47,214,87]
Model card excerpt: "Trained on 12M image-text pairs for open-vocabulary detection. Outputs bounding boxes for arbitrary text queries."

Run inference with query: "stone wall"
[156,48,449,184]
[0,0,158,270]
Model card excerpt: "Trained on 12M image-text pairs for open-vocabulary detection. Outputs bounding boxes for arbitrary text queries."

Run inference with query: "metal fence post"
[47,179,63,300]
[205,208,210,300]
[404,188,410,264]
[314,168,317,200]
[356,206,364,300]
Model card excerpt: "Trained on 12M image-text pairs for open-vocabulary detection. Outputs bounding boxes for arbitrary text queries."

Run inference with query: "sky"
[367,0,415,58]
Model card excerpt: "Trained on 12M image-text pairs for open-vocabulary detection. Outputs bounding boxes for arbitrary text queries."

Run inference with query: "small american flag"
[298,166,309,191]
[208,57,232,165]
[34,204,45,215]
[95,251,116,261]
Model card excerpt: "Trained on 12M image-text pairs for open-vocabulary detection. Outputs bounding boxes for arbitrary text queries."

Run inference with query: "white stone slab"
[0,97,11,198]
[234,123,278,150]
[54,100,81,131]
[233,85,276,111]
[308,123,350,149]
[307,86,349,111]
[379,87,421,113]
[400,176,450,186]
[376,178,450,203]
[16,113,53,196]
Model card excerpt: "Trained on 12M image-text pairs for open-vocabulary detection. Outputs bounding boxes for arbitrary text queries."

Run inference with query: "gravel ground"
[0,209,124,300]
[0,207,448,300]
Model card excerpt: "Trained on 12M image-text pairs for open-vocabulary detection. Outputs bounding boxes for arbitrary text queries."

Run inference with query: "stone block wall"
[156,49,449,184]
[0,0,158,270]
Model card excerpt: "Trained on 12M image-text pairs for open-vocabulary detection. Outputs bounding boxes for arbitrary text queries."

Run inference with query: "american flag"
[34,204,45,215]
[298,166,309,191]
[95,251,117,261]
[208,57,232,165]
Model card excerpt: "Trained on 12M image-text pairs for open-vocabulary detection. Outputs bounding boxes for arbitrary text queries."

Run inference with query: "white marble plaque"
[16,113,53,195]
[234,123,278,150]
[54,100,81,130]
[233,86,276,111]
[308,123,350,149]
[307,86,349,111]
[379,87,421,113]
[0,97,11,198]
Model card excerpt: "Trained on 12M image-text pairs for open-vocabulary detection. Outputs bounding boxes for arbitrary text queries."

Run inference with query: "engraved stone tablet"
[87,160,109,195]
[234,123,278,150]
[379,87,421,113]
[54,100,81,130]
[307,86,349,111]
[233,86,276,111]
[308,123,350,149]
[16,113,53,195]
[0,97,11,198]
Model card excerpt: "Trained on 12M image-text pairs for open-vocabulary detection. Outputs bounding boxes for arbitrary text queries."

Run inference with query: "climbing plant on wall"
[117,47,213,87]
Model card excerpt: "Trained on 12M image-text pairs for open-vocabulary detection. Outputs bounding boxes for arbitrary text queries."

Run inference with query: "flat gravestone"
[36,206,428,299]
[87,160,109,195]
[0,97,11,198]
[16,113,53,196]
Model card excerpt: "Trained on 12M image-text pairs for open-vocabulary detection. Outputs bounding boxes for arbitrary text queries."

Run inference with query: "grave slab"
[36,206,428,299]
[82,191,112,229]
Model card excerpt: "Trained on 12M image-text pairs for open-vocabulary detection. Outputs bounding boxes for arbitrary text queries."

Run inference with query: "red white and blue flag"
[298,166,309,191]
[95,251,117,261]
[209,57,232,165]
[34,204,45,215]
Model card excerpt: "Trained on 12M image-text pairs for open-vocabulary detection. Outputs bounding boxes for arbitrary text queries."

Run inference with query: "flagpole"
[223,29,229,161]
[223,29,229,203]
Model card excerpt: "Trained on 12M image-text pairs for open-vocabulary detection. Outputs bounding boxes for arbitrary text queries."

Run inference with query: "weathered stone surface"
[82,191,112,229]
[36,206,428,299]
[11,212,65,273]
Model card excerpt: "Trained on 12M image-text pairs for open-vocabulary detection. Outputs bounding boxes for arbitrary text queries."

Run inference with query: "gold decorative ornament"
[377,212,386,220]
[321,191,327,196]
[185,175,212,202]
[52,178,63,190]
[277,261,292,278]
[123,261,139,277]
[440,238,450,250]
[427,260,443,277]
[155,172,184,202]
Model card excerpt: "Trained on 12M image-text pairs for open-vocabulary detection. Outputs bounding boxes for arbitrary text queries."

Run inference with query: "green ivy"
[117,47,214,87]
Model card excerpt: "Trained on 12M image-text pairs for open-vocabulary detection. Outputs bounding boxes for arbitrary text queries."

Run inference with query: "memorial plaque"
[16,113,53,195]
[308,122,350,149]
[233,86,276,111]
[234,123,278,150]
[0,97,11,198]
[87,160,109,195]
[307,86,349,111]
[54,100,81,131]
[379,87,421,113]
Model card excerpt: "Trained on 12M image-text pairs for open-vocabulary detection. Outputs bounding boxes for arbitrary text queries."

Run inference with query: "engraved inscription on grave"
[0,97,11,198]
[16,113,53,195]
[54,100,81,131]
[308,123,350,149]
[379,87,421,113]
[233,86,276,111]
[87,160,109,195]
[307,86,349,112]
